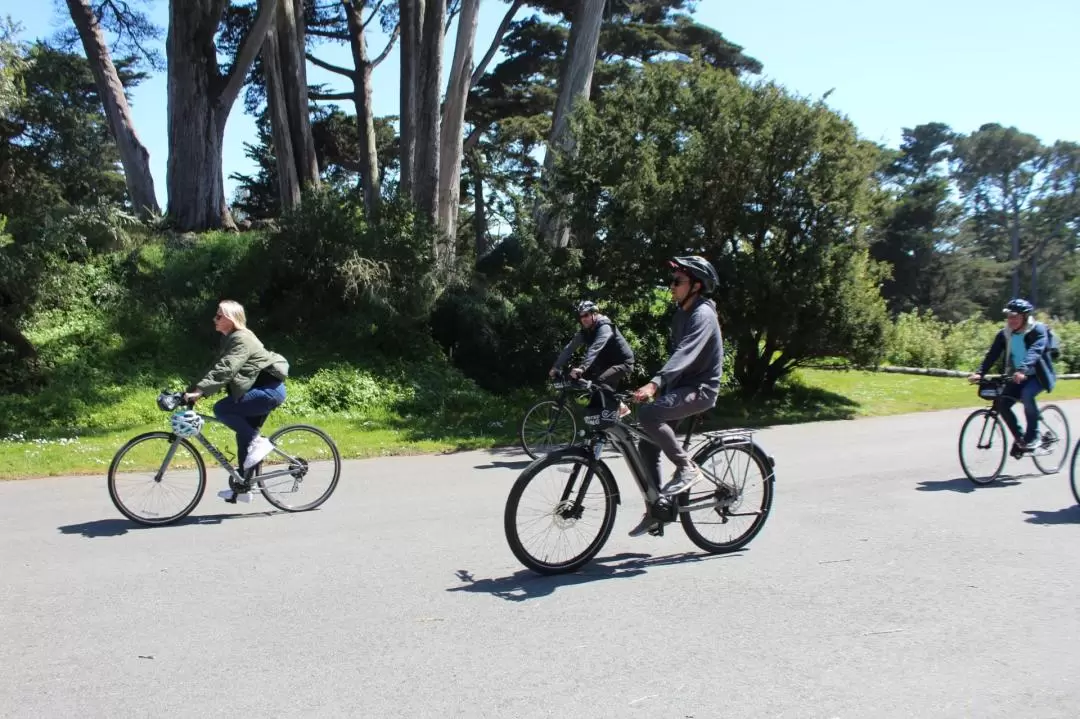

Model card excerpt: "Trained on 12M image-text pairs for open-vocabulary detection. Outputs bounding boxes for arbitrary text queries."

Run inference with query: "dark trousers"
[994,377,1042,444]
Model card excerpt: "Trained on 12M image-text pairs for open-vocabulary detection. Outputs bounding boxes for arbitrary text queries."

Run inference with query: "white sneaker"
[243,435,275,470]
[218,489,252,503]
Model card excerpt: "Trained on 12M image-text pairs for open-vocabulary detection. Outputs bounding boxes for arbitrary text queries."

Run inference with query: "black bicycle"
[958,376,1070,485]
[107,391,341,525]
[505,379,776,574]
[518,372,591,459]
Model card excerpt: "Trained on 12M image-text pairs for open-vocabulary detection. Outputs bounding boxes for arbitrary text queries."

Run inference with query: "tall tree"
[534,0,605,248]
[306,0,400,217]
[437,0,481,247]
[62,0,160,219]
[412,0,446,223]
[952,123,1045,301]
[399,0,421,196]
[262,0,319,210]
[557,62,889,396]
[166,0,279,231]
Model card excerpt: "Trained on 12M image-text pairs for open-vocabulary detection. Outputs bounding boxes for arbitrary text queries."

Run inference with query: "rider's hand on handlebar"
[182,390,203,405]
[548,367,559,379]
[967,373,982,384]
[569,367,584,380]
[633,381,658,403]
[1012,371,1026,384]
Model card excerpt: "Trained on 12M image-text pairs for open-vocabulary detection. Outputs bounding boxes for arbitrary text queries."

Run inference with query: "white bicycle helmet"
[170,409,204,438]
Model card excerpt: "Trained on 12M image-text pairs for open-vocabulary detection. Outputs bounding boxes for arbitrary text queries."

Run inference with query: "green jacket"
[194,328,289,400]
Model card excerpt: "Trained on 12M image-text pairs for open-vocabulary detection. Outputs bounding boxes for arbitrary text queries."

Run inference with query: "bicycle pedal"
[647,524,665,537]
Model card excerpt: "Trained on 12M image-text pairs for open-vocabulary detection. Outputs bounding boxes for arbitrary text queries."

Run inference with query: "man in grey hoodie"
[628,256,724,537]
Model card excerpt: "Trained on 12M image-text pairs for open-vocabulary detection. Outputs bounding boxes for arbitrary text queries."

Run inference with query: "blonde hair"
[217,300,247,330]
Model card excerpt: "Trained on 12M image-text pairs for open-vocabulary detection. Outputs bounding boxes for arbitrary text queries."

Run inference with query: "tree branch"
[309,91,354,101]
[307,28,350,41]
[371,24,400,68]
[361,0,387,29]
[445,0,462,35]
[306,52,356,79]
[470,0,522,88]
[218,0,279,116]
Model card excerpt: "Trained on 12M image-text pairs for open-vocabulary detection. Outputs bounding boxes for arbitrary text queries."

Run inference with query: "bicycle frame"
[562,395,763,523]
[181,412,303,489]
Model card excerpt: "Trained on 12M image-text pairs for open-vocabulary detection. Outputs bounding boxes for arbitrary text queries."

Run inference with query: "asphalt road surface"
[3,403,1080,718]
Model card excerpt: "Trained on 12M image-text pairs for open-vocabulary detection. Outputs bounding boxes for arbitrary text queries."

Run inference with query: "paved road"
[3,403,1080,718]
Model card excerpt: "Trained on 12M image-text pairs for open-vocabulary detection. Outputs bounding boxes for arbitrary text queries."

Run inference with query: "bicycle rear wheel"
[519,400,577,459]
[257,424,341,511]
[958,409,1007,485]
[678,437,774,553]
[108,432,207,525]
[1032,404,1070,475]
[504,453,618,574]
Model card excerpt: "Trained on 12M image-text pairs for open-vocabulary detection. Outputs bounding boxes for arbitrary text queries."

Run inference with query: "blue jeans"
[214,381,286,467]
[995,377,1042,444]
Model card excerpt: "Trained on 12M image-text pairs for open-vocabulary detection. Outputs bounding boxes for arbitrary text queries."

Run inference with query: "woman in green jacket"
[182,301,289,481]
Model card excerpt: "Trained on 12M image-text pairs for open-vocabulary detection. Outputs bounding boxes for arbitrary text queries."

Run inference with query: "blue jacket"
[978,320,1056,392]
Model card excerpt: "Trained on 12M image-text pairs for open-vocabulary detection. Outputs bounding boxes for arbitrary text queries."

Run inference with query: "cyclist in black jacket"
[549,301,636,392]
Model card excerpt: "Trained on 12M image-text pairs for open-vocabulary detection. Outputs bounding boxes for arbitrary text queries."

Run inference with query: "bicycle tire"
[1070,441,1080,506]
[258,424,342,512]
[504,452,618,575]
[519,399,577,460]
[678,438,774,553]
[958,409,1007,485]
[107,432,207,525]
[1032,404,1070,475]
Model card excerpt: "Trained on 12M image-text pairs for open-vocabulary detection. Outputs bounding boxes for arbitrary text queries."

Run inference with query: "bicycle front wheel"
[504,453,618,575]
[107,432,207,525]
[1032,404,1070,475]
[678,437,774,553]
[958,409,1007,485]
[257,424,342,511]
[519,400,577,460]
[1070,441,1080,506]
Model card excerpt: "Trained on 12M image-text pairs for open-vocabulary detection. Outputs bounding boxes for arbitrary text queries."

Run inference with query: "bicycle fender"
[535,446,622,505]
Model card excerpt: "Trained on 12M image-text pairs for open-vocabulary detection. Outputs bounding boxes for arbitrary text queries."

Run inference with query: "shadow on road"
[474,459,534,471]
[1023,506,1080,525]
[58,510,281,538]
[916,476,1024,493]
[448,551,740,602]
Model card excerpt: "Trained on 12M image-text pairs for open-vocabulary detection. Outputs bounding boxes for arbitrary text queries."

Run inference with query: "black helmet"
[669,256,719,294]
[1003,298,1034,315]
[575,300,599,316]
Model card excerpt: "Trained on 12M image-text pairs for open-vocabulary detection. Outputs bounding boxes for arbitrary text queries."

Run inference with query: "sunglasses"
[670,277,690,287]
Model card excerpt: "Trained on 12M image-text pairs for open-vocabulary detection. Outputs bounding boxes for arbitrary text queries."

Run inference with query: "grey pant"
[638,385,717,487]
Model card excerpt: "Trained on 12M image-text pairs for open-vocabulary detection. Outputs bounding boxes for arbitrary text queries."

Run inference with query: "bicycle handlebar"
[156,390,195,412]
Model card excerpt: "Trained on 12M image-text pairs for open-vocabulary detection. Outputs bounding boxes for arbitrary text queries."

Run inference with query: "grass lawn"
[3,369,1078,480]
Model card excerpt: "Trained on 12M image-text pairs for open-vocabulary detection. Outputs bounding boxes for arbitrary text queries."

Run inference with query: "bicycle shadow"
[1023,506,1080,525]
[58,510,281,538]
[448,551,741,602]
[916,475,1026,493]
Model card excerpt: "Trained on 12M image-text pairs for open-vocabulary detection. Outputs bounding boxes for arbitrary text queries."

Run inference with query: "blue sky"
[6,0,1078,207]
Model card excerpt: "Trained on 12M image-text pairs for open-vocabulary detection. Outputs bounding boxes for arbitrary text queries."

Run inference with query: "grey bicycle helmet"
[669,256,719,294]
